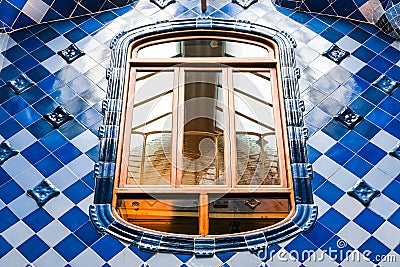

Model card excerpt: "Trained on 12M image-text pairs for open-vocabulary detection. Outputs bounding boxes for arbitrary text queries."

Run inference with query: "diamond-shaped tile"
[6,74,34,94]
[232,0,258,9]
[44,106,74,128]
[389,142,400,160]
[347,180,380,206]
[373,75,399,94]
[27,179,60,206]
[323,45,350,64]
[334,107,363,129]
[57,44,85,63]
[0,141,19,165]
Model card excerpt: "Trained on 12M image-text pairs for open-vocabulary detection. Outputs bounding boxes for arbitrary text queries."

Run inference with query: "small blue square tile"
[14,55,40,73]
[19,36,45,53]
[26,65,51,83]
[0,117,23,139]
[354,208,384,233]
[303,221,334,248]
[388,208,400,228]
[26,119,53,139]
[36,27,60,43]
[63,180,92,204]
[306,144,322,164]
[59,206,89,232]
[17,235,50,262]
[50,20,77,35]
[64,28,88,43]
[0,207,19,232]
[311,172,326,191]
[361,86,386,105]
[352,45,376,63]
[285,235,318,262]
[369,55,393,74]
[0,180,24,204]
[22,208,54,232]
[81,171,95,189]
[349,97,374,117]
[344,155,373,178]
[321,28,345,43]
[58,119,87,140]
[320,235,353,263]
[381,46,400,64]
[382,181,400,204]
[363,36,389,53]
[31,45,56,62]
[356,65,381,84]
[53,142,82,165]
[21,141,49,164]
[54,234,87,262]
[325,143,354,165]
[3,45,27,62]
[39,129,68,152]
[0,236,12,259]
[74,221,102,246]
[358,236,390,264]
[322,120,349,141]
[91,235,125,261]
[20,86,46,104]
[319,208,350,233]
[32,96,58,115]
[14,106,42,127]
[354,119,380,139]
[0,168,12,187]
[379,96,400,117]
[358,143,386,165]
[315,180,345,206]
[348,27,370,43]
[2,96,29,116]
[339,131,368,153]
[384,119,400,139]
[34,154,64,177]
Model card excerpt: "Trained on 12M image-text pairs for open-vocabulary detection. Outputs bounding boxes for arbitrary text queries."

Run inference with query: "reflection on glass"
[117,194,199,235]
[234,72,280,185]
[182,71,225,185]
[137,39,271,58]
[127,71,173,185]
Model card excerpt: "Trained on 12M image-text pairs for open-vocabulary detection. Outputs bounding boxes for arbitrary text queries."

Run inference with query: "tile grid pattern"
[0,0,399,266]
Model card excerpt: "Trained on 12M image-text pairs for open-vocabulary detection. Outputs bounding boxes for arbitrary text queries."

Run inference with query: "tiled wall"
[0,0,135,32]
[0,0,399,266]
[274,0,400,39]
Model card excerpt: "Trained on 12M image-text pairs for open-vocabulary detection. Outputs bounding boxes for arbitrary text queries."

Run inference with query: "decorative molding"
[91,18,316,256]
[27,179,60,206]
[389,142,400,160]
[347,180,380,206]
[57,44,85,63]
[150,0,176,9]
[0,141,18,165]
[373,74,399,94]
[44,106,74,128]
[6,74,34,94]
[334,107,363,129]
[232,0,258,9]
[323,44,350,63]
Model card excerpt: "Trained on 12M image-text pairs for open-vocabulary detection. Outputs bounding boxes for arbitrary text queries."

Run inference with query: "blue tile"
[339,131,368,153]
[32,96,58,115]
[0,207,19,232]
[58,119,87,140]
[320,235,353,263]
[349,97,374,117]
[314,180,345,206]
[0,236,12,259]
[81,171,95,189]
[14,55,40,73]
[331,19,356,35]
[0,180,24,204]
[348,27,370,43]
[79,18,103,34]
[358,143,386,165]
[3,45,27,62]
[59,207,89,232]
[76,107,102,128]
[388,208,400,228]
[2,96,29,116]
[354,119,380,139]
[363,36,389,53]
[34,154,64,176]
[27,179,60,206]
[26,65,51,83]
[361,86,386,105]
[369,55,393,74]
[39,130,68,152]
[91,235,125,261]
[0,168,12,187]
[384,119,400,139]
[54,234,87,262]
[17,235,50,262]
[322,119,349,141]
[0,65,21,85]
[0,117,23,139]
[74,221,102,246]
[344,155,373,178]
[285,235,318,262]
[356,65,381,84]
[215,252,235,263]
[94,11,118,24]
[306,144,322,164]
[325,142,354,165]
[21,141,50,164]
[64,96,90,116]
[318,208,350,233]
[51,0,77,17]
[381,46,400,64]
[358,236,390,264]
[379,96,400,116]
[305,18,329,34]
[129,245,155,262]
[352,46,376,63]
[382,180,400,204]
[0,86,15,104]
[14,106,42,127]
[64,180,92,204]
[0,1,20,25]
[353,208,384,233]
[37,75,64,94]
[50,20,77,35]
[26,119,53,139]
[54,142,82,165]
[22,208,54,232]
[174,253,193,263]
[311,172,326,191]
[343,75,370,95]
[13,13,36,30]
[64,28,87,43]
[303,221,334,248]
[31,45,56,62]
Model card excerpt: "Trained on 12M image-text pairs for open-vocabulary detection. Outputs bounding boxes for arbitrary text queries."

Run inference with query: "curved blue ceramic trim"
[90,18,317,255]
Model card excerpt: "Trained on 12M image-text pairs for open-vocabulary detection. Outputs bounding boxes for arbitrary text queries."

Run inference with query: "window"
[91,19,316,255]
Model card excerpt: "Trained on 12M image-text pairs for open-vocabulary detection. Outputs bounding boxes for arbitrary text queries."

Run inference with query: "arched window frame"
[90,18,317,256]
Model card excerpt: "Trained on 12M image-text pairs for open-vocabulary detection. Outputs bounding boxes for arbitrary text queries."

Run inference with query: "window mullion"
[199,192,209,235]
[225,67,236,188]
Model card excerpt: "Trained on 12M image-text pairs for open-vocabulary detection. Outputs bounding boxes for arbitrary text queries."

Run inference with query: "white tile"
[66,154,95,178]
[37,220,70,247]
[314,195,331,218]
[338,221,370,248]
[373,221,400,249]
[186,255,222,267]
[147,252,182,267]
[108,247,144,267]
[340,250,374,267]
[307,35,332,54]
[328,167,359,191]
[0,249,28,267]
[71,56,98,73]
[302,249,339,267]
[228,251,262,267]
[370,130,399,151]
[266,248,301,266]
[376,155,400,178]
[13,167,45,190]
[2,154,32,178]
[77,194,93,212]
[70,130,99,153]
[341,55,366,73]
[332,195,364,220]
[27,0,50,12]
[22,3,48,23]
[76,36,101,53]
[7,129,37,151]
[336,36,362,53]
[92,28,115,43]
[2,221,34,247]
[313,155,342,179]
[8,194,38,219]
[34,248,67,267]
[369,194,398,218]
[46,35,71,52]
[48,166,79,191]
[307,131,336,153]
[41,54,67,73]
[363,167,393,191]
[70,248,105,267]
[42,193,74,219]
[309,55,337,75]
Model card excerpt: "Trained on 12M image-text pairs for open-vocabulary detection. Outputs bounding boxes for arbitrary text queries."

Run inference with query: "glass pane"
[137,39,271,58]
[208,194,290,234]
[181,70,225,185]
[127,71,173,185]
[117,194,199,235]
[234,72,280,185]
